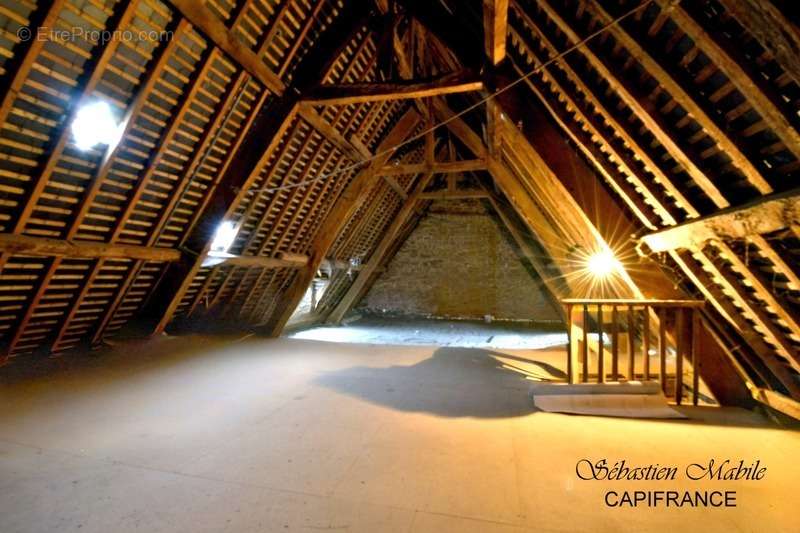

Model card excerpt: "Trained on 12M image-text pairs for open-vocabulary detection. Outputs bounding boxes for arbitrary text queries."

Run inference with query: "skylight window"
[71,100,121,151]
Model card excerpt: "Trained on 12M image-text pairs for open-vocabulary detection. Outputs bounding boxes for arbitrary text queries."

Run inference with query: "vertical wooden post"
[627,304,636,380]
[566,304,574,383]
[642,305,650,380]
[611,305,619,381]
[582,304,589,383]
[597,304,605,383]
[692,309,701,406]
[658,307,667,394]
[675,308,686,405]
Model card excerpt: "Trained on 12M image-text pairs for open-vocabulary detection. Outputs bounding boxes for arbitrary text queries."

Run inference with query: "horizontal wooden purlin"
[379,159,487,176]
[203,252,309,269]
[560,298,705,308]
[419,189,489,200]
[300,70,482,106]
[169,0,286,96]
[641,189,800,252]
[0,234,181,262]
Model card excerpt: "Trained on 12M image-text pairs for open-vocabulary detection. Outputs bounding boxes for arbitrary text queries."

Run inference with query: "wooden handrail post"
[675,308,686,404]
[642,305,651,380]
[597,304,605,383]
[611,305,619,380]
[659,307,667,394]
[692,309,701,406]
[627,304,635,380]
[566,303,574,383]
[559,299,704,403]
[582,304,589,383]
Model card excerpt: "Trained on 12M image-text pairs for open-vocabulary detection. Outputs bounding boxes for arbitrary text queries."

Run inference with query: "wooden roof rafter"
[505,0,800,394]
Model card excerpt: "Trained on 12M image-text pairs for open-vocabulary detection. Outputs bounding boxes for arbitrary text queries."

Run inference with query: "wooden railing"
[561,299,706,405]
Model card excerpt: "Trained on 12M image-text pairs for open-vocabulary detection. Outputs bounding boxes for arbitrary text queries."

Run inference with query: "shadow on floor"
[314,346,791,429]
[314,346,564,419]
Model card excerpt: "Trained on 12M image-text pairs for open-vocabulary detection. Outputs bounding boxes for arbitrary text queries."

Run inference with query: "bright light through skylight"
[210,220,238,253]
[71,100,121,151]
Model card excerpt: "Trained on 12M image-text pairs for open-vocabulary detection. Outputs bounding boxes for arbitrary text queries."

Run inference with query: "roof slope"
[0,0,798,412]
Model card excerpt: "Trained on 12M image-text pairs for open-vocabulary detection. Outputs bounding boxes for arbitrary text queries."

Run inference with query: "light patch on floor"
[0,335,797,533]
[288,317,568,349]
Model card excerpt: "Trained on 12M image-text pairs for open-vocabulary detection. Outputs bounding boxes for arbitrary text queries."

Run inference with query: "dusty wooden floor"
[0,333,797,532]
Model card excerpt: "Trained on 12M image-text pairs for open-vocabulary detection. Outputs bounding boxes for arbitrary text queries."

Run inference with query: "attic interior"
[1,0,799,531]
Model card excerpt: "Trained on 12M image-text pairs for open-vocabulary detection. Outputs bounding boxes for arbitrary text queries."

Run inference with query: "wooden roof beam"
[301,70,483,106]
[262,107,421,336]
[379,159,486,176]
[431,98,488,159]
[146,0,371,334]
[483,0,510,65]
[202,253,309,269]
[325,171,436,324]
[418,189,490,200]
[580,0,772,195]
[297,106,372,162]
[168,0,286,95]
[536,0,729,207]
[509,4,799,392]
[642,189,800,252]
[659,0,800,161]
[717,0,800,86]
[0,0,67,128]
[0,234,181,262]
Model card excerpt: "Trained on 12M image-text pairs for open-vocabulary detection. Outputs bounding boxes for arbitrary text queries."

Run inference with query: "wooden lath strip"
[2,1,145,357]
[536,0,731,208]
[508,2,798,393]
[6,0,142,237]
[262,107,421,335]
[47,20,195,354]
[660,1,800,162]
[325,170,435,323]
[90,75,264,345]
[297,106,372,162]
[579,0,772,195]
[231,109,368,319]
[169,0,286,95]
[0,0,68,130]
[108,47,222,244]
[67,20,192,242]
[0,234,180,262]
[507,7,689,223]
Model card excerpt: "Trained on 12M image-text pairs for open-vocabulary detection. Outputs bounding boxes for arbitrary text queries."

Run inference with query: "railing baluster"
[692,309,701,406]
[597,304,604,384]
[642,305,650,381]
[558,299,704,405]
[566,304,574,384]
[658,307,667,394]
[675,308,686,405]
[627,304,635,381]
[582,304,589,383]
[611,305,619,380]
